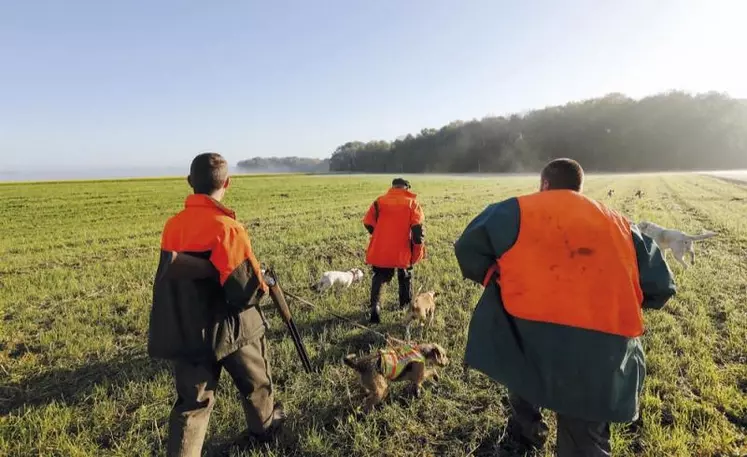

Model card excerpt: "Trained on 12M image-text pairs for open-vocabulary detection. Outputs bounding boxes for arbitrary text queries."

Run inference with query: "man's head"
[392,178,411,189]
[188,153,230,200]
[539,158,584,192]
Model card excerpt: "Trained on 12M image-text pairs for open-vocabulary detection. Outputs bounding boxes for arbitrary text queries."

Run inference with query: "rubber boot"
[369,304,381,324]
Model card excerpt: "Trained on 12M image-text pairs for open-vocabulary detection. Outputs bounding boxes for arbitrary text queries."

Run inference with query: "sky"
[1,0,746,172]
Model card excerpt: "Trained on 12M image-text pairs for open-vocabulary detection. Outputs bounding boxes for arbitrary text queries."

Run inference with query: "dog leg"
[423,310,434,338]
[363,374,388,413]
[673,250,688,269]
[405,321,412,341]
[425,368,439,383]
[408,363,426,398]
[410,367,441,398]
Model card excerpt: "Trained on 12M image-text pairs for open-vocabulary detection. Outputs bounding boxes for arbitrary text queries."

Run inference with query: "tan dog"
[343,343,449,412]
[405,290,436,340]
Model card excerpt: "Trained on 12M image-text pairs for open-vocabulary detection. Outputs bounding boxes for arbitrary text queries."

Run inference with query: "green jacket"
[454,197,676,423]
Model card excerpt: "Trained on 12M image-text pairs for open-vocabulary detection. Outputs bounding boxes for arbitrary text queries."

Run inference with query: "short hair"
[392,177,411,189]
[189,153,229,194]
[540,158,584,191]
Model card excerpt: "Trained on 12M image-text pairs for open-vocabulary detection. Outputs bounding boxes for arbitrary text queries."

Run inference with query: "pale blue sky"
[1,0,745,171]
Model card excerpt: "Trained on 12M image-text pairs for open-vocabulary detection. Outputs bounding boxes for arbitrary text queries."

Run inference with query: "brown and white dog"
[343,343,449,412]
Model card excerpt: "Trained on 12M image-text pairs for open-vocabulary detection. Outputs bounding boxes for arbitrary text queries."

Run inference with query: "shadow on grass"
[264,303,414,361]
[1,307,430,455]
[0,350,169,416]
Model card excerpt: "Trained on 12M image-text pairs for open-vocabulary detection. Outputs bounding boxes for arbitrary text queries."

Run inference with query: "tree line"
[328,91,747,173]
[236,157,329,173]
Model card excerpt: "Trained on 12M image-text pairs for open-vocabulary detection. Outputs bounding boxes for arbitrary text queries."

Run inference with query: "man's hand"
[411,244,425,265]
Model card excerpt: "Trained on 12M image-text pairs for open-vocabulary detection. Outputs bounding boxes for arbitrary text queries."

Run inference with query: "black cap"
[392,178,410,189]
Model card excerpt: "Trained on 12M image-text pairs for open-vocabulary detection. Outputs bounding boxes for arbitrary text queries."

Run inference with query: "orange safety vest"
[363,188,424,269]
[379,345,426,380]
[161,194,266,291]
[495,191,644,337]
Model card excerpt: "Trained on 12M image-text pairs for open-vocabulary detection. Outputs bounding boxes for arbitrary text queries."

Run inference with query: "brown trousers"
[166,335,274,457]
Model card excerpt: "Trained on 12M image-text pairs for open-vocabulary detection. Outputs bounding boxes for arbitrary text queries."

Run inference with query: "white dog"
[311,268,365,293]
[636,221,717,268]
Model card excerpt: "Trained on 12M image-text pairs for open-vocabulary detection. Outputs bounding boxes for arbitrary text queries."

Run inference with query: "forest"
[327,92,747,173]
[236,156,329,173]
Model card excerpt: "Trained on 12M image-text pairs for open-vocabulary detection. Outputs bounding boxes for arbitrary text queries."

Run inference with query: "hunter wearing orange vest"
[149,153,285,456]
[363,178,425,323]
[455,159,676,456]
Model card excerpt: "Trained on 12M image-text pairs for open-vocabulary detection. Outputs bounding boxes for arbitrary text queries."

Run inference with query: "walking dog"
[636,221,717,268]
[311,268,365,293]
[405,290,437,340]
[343,343,449,412]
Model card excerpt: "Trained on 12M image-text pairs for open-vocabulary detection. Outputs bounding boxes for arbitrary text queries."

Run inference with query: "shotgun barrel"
[264,269,314,373]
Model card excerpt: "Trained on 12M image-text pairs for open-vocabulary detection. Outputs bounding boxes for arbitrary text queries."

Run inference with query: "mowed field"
[0,174,745,457]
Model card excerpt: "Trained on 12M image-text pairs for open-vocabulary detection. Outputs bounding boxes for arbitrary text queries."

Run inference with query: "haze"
[1,0,746,175]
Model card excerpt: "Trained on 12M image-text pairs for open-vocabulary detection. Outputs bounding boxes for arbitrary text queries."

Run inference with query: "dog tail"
[686,232,717,241]
[343,354,364,372]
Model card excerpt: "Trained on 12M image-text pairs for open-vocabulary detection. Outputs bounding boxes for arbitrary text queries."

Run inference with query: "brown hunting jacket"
[148,194,268,362]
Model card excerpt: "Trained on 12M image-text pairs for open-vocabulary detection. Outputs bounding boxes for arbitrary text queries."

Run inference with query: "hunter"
[362,178,426,323]
[454,158,676,456]
[148,152,285,457]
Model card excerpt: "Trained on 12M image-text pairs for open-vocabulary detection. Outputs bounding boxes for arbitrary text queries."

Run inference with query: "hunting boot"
[505,393,549,451]
[369,269,389,324]
[246,403,287,443]
[397,267,413,310]
[369,304,381,324]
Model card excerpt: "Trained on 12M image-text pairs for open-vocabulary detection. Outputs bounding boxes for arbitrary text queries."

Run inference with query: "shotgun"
[166,253,314,373]
[263,268,314,373]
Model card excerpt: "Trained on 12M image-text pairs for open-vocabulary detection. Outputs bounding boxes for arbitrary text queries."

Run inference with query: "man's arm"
[362,200,379,234]
[631,225,676,310]
[155,220,217,280]
[210,225,268,310]
[162,251,219,280]
[454,198,520,284]
[410,201,425,264]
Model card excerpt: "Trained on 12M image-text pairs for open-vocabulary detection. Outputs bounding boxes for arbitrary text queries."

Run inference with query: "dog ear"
[426,344,447,365]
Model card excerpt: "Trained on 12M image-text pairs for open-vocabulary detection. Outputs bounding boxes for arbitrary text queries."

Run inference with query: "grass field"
[0,174,745,457]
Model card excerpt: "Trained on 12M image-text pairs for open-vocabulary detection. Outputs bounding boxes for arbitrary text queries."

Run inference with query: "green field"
[1,174,745,457]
